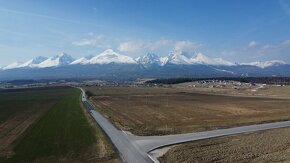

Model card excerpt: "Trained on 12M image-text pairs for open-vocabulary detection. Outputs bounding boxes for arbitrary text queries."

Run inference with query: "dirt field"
[85,86,290,136]
[160,127,290,163]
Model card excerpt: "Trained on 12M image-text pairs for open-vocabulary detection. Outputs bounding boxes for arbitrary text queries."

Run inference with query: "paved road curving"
[79,88,290,163]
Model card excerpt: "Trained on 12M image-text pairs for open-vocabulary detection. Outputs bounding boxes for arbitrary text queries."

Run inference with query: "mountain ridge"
[0,49,289,80]
[2,49,287,70]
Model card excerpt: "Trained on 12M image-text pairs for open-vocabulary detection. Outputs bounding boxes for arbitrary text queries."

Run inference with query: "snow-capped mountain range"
[1,49,289,80]
[1,49,287,70]
[2,53,73,70]
[2,56,48,70]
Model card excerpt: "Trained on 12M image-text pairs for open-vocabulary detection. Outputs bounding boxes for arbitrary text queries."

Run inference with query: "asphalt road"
[80,88,152,163]
[79,88,290,163]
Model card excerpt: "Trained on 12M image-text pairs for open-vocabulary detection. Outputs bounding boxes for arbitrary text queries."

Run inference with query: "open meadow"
[0,87,118,163]
[85,86,290,136]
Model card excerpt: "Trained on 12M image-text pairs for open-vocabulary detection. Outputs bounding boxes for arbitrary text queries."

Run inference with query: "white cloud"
[173,40,202,51]
[248,41,259,48]
[222,39,290,62]
[282,39,290,46]
[118,39,172,52]
[257,40,290,54]
[72,35,104,46]
[118,40,149,52]
[118,39,201,53]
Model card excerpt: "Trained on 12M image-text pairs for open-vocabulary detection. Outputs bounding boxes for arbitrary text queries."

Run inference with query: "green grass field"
[0,88,71,159]
[0,88,65,124]
[1,87,118,163]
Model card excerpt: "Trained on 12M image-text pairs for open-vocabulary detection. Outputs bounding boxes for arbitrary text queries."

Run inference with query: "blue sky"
[0,0,290,66]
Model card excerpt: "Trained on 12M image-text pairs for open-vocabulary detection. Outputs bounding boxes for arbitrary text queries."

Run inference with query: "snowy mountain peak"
[31,56,48,64]
[88,49,136,64]
[241,60,286,68]
[144,53,159,60]
[18,56,48,68]
[55,52,68,57]
[71,55,94,65]
[3,62,23,70]
[191,53,235,66]
[195,53,208,61]
[98,49,121,58]
[37,53,74,68]
[71,57,87,65]
[167,50,192,65]
[101,49,115,55]
[136,53,160,65]
[58,53,74,65]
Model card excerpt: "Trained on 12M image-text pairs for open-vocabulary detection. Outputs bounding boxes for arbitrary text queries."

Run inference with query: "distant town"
[1,77,289,90]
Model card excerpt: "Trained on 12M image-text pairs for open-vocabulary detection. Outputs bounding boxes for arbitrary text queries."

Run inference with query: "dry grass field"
[160,127,290,163]
[85,86,290,136]
[157,84,290,163]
